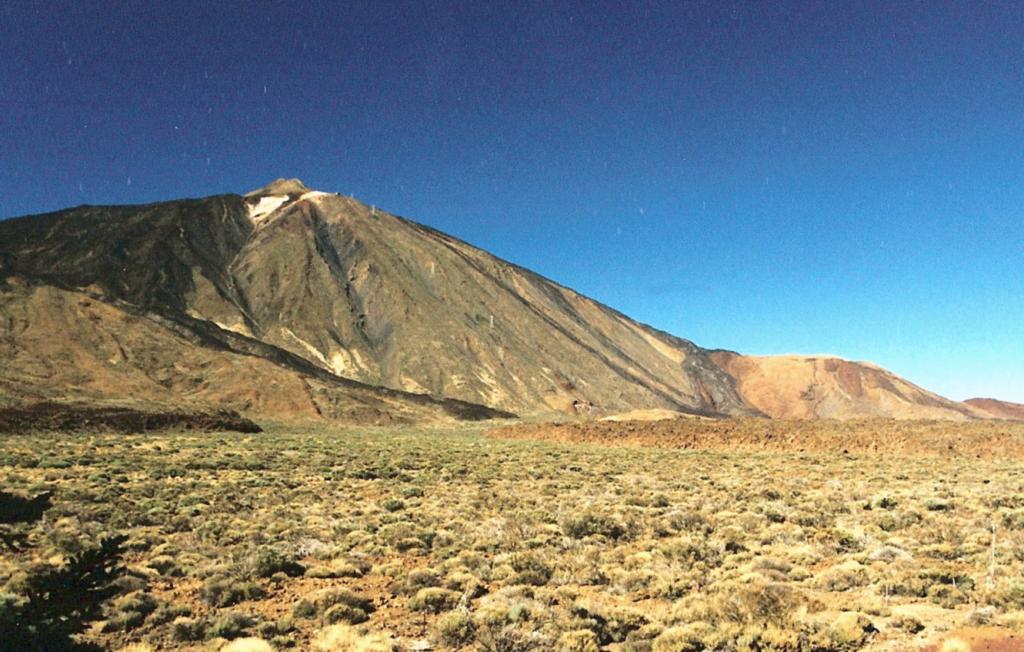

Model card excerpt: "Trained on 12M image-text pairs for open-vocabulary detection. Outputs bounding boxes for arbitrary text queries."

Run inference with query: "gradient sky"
[1,1,1022,402]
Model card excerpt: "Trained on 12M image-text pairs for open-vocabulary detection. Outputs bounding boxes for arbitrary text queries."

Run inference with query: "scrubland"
[2,420,1024,651]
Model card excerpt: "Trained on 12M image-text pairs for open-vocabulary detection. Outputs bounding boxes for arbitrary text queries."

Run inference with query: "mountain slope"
[964,398,1024,420]
[0,278,510,423]
[0,194,253,316]
[0,180,755,417]
[708,351,979,420]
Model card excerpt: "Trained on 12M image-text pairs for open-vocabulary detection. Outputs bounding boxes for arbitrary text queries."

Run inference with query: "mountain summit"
[0,180,1007,421]
[244,177,312,198]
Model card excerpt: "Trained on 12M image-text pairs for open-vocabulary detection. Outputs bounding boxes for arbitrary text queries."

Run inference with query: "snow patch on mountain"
[300,191,332,201]
[247,195,290,223]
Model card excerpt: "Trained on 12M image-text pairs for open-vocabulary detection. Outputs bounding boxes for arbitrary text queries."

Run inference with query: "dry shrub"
[559,628,600,651]
[312,624,397,652]
[709,582,803,625]
[813,561,869,592]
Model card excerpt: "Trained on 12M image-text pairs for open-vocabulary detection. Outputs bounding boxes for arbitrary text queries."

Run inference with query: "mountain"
[0,179,754,418]
[0,178,1006,421]
[707,351,980,420]
[964,398,1024,421]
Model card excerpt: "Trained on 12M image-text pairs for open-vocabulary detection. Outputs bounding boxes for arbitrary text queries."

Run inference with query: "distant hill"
[708,351,980,420]
[0,178,1010,422]
[964,398,1024,420]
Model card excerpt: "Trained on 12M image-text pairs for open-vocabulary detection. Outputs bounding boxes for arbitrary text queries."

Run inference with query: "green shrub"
[890,614,924,634]
[405,568,440,593]
[876,495,898,509]
[559,629,600,651]
[148,602,190,626]
[293,588,374,621]
[205,611,255,640]
[305,558,370,579]
[562,512,630,540]
[652,623,713,652]
[813,562,869,592]
[830,612,876,647]
[245,548,304,579]
[199,577,265,607]
[434,609,476,647]
[409,587,460,613]
[147,555,183,577]
[100,609,146,632]
[171,616,206,642]
[325,602,370,625]
[510,553,553,586]
[103,590,158,630]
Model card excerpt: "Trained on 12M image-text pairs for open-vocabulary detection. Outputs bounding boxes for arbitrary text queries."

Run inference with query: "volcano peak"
[244,178,311,198]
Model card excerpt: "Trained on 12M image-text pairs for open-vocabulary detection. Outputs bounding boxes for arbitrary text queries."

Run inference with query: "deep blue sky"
[2,1,1022,402]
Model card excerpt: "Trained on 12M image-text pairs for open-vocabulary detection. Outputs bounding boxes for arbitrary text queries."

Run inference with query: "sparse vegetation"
[2,421,1024,649]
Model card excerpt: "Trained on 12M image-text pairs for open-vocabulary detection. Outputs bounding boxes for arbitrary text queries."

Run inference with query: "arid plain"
[4,417,1024,651]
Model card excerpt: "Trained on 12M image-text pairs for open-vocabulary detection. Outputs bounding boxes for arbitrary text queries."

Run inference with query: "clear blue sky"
[1,1,1021,402]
